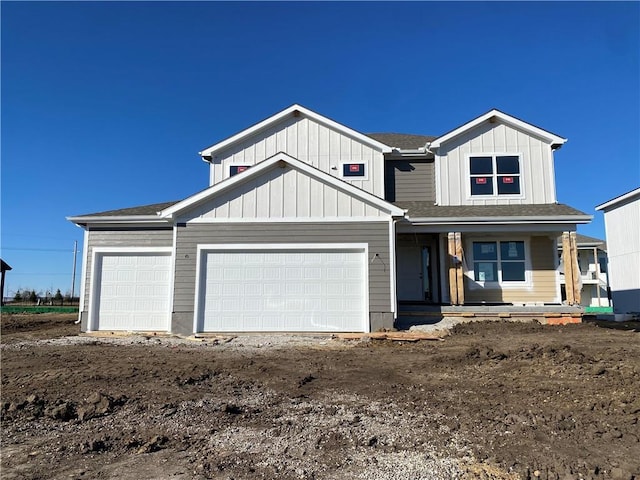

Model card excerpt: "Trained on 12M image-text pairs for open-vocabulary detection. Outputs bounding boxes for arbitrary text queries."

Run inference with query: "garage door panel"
[94,253,170,331]
[199,248,366,332]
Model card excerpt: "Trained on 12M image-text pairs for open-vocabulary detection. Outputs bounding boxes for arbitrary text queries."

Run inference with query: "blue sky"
[1,1,639,296]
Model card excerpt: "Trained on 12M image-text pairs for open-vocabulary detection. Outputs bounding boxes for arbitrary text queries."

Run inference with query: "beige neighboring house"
[596,188,640,317]
[68,105,592,334]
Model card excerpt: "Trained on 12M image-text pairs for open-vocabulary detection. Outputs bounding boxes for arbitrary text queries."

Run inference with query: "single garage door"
[93,252,171,331]
[198,247,367,332]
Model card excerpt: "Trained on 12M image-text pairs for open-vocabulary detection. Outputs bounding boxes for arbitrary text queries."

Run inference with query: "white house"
[596,188,640,317]
[68,105,591,334]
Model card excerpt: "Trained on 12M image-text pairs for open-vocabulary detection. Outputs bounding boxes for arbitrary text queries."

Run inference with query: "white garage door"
[93,252,171,331]
[198,247,367,332]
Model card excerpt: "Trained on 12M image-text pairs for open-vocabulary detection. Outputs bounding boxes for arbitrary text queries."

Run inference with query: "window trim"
[339,161,368,181]
[466,237,532,288]
[466,153,524,199]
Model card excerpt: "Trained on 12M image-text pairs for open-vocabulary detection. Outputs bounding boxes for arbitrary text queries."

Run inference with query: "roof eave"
[406,214,593,225]
[67,215,168,227]
[595,187,640,211]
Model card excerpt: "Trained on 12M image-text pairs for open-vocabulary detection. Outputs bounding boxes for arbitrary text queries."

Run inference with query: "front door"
[397,245,433,302]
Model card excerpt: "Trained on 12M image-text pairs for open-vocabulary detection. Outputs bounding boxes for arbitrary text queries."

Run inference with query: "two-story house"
[68,105,591,334]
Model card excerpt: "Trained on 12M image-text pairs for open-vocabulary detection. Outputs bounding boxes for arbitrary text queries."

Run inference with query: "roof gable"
[595,187,640,211]
[199,104,392,159]
[429,109,567,150]
[160,152,405,221]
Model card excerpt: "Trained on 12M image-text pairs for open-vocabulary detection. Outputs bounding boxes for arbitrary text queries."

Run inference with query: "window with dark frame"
[472,240,526,282]
[343,163,365,177]
[470,155,521,196]
[230,165,250,176]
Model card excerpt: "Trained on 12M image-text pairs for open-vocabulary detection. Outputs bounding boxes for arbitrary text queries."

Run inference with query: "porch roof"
[395,202,591,223]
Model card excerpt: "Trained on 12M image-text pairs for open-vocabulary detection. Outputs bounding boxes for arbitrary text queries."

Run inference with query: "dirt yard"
[2,314,639,480]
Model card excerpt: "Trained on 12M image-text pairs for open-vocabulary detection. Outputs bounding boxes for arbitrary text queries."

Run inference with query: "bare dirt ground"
[2,313,639,480]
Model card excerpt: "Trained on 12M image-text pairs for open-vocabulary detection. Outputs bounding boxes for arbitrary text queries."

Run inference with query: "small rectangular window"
[230,165,250,176]
[343,163,365,177]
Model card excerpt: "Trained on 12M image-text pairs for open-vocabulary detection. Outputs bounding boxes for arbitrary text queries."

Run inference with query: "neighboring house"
[68,105,591,334]
[596,188,640,317]
[556,234,610,308]
[1,259,11,307]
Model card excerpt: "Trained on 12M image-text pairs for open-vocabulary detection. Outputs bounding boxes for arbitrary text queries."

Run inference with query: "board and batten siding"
[464,236,558,304]
[384,159,435,203]
[172,222,392,324]
[81,228,173,312]
[182,165,386,221]
[602,195,640,313]
[437,121,557,206]
[210,116,385,198]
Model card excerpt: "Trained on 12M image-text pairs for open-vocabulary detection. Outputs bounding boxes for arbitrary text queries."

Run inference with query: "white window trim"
[466,153,525,200]
[339,161,368,181]
[465,237,532,289]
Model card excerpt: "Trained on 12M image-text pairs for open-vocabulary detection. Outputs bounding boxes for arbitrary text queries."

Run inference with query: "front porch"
[395,303,584,330]
[395,230,584,307]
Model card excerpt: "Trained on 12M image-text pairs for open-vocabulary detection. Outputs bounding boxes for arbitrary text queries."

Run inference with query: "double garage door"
[91,246,368,333]
[197,246,368,332]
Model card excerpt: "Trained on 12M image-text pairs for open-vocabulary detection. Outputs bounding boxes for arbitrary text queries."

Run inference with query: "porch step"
[395,310,583,330]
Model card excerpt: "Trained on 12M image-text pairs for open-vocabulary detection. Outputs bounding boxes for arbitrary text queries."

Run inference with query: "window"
[230,165,250,176]
[342,163,365,177]
[472,240,526,282]
[470,155,521,196]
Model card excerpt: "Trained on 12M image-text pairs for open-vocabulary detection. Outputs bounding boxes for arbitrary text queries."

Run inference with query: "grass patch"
[1,306,79,314]
[585,306,614,314]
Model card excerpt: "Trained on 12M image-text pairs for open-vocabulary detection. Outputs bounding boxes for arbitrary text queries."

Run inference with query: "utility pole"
[71,240,78,302]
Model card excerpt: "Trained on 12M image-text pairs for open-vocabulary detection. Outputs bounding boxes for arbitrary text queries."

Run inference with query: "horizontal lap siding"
[82,229,173,311]
[385,159,435,203]
[465,236,557,303]
[173,222,391,314]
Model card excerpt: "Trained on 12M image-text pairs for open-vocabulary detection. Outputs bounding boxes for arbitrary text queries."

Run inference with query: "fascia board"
[407,214,593,225]
[429,109,567,149]
[161,152,406,219]
[199,104,392,157]
[67,215,169,226]
[595,187,640,211]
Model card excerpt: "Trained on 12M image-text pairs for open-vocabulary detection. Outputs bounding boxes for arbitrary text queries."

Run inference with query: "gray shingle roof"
[395,202,589,219]
[556,233,605,247]
[366,133,437,150]
[73,200,181,217]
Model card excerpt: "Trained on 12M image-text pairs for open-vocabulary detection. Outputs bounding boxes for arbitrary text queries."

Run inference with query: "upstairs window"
[230,165,250,176]
[470,155,521,196]
[342,163,366,177]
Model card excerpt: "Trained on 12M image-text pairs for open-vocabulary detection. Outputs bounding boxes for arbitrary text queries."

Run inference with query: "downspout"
[74,228,89,325]
[389,217,398,317]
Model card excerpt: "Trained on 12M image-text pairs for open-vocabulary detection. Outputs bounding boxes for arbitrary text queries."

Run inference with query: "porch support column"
[447,232,465,305]
[562,232,581,305]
